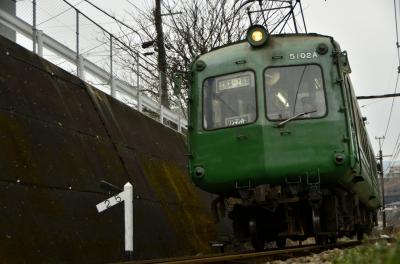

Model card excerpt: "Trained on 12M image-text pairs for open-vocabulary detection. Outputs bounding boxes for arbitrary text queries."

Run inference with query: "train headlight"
[247,25,268,47]
[194,166,205,178]
[251,31,263,42]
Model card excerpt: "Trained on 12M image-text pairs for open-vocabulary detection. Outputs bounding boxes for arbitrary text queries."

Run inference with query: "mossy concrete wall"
[0,35,230,263]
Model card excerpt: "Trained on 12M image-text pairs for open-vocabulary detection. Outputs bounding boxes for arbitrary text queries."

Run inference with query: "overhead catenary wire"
[360,98,388,108]
[395,0,400,66]
[381,1,400,148]
[379,0,400,176]
[382,73,399,143]
[394,134,400,159]
[386,136,400,174]
[387,113,400,173]
[394,142,400,162]
[124,0,150,18]
[82,0,142,38]
[38,19,127,29]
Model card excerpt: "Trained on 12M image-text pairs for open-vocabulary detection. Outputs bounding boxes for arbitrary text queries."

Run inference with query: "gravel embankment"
[265,248,343,264]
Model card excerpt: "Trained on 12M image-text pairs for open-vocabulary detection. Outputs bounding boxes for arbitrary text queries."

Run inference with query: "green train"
[187,25,381,250]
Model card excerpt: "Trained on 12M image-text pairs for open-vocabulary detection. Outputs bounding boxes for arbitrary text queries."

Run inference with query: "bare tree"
[113,0,305,116]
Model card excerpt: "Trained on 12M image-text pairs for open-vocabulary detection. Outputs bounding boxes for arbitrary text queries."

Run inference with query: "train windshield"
[265,65,326,120]
[203,71,256,130]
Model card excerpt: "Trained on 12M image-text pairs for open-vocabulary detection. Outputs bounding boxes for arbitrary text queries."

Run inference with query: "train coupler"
[307,172,322,205]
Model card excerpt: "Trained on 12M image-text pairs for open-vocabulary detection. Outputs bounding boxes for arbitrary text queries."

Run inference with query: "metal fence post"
[32,0,37,53]
[36,30,43,57]
[110,77,116,97]
[76,10,80,76]
[77,55,85,79]
[160,105,164,124]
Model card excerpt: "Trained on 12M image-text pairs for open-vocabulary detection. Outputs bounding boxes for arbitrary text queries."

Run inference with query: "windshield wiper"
[274,110,317,128]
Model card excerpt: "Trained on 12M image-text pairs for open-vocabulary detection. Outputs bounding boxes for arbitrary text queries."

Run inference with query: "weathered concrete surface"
[0,35,230,263]
[0,1,16,42]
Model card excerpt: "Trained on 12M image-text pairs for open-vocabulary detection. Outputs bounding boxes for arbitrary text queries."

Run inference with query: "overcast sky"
[10,0,400,162]
[77,0,400,160]
[111,0,398,162]
[302,0,398,161]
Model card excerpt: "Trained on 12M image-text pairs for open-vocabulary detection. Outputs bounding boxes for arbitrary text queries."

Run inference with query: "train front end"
[187,26,380,249]
[188,27,349,195]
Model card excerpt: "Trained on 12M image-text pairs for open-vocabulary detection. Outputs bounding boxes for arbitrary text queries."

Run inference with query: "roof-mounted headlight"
[246,25,268,47]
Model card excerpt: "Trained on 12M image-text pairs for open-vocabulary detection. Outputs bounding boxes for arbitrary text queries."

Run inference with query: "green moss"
[333,239,400,264]
[137,153,216,255]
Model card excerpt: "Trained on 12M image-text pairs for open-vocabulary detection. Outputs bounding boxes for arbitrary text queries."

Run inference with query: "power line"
[37,0,84,26]
[360,98,387,108]
[60,0,157,70]
[381,2,400,148]
[33,1,96,45]
[40,20,135,29]
[356,91,400,100]
[124,0,150,18]
[82,0,140,37]
[395,0,400,66]
[387,136,400,173]
[393,136,400,159]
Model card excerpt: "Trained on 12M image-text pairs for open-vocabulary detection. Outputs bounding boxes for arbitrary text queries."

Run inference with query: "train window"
[203,71,256,130]
[264,65,326,120]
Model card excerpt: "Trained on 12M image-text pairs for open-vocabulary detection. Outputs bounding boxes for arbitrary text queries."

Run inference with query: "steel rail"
[117,237,395,264]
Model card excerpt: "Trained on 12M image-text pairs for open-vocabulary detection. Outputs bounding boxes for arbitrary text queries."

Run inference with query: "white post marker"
[96,182,134,258]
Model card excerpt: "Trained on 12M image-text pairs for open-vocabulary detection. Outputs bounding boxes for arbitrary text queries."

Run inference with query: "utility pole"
[376,136,386,228]
[154,0,170,109]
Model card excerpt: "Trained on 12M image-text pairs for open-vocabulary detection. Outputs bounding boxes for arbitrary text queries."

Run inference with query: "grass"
[332,238,400,264]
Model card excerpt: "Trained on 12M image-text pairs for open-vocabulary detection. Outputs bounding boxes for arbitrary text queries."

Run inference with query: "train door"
[196,70,264,190]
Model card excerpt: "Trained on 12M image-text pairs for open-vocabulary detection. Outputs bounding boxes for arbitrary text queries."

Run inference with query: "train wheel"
[249,219,265,251]
[276,237,286,249]
[311,206,324,245]
[356,230,364,241]
[328,235,337,244]
[311,207,321,233]
[315,235,328,245]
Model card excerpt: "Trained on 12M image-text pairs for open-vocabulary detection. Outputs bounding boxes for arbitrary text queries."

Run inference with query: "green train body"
[188,29,381,248]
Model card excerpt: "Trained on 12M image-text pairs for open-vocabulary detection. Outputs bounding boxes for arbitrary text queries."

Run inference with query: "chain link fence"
[1,0,187,133]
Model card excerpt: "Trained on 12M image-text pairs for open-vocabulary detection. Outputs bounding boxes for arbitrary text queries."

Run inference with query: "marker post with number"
[96,182,133,259]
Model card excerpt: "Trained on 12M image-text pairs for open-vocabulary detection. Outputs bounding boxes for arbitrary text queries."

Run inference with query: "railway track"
[117,237,395,264]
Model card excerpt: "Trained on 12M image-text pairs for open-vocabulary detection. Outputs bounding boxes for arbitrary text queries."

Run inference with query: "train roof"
[197,33,338,59]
